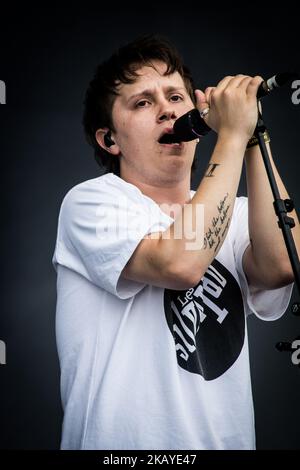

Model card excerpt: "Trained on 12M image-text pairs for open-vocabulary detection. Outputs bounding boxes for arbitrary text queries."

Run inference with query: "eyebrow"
[126,86,186,103]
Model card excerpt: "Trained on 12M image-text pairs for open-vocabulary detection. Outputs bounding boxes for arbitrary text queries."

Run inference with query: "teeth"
[159,141,181,146]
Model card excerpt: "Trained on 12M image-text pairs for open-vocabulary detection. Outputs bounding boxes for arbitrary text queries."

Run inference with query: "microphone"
[160,72,299,144]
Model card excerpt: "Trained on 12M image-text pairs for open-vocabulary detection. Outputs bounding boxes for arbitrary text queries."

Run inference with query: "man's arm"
[123,75,263,290]
[242,142,300,289]
[123,134,247,289]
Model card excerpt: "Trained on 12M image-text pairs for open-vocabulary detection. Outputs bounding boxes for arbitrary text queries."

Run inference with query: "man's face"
[111,61,197,184]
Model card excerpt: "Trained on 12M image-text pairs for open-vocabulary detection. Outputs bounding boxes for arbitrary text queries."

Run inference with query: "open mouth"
[158,129,182,145]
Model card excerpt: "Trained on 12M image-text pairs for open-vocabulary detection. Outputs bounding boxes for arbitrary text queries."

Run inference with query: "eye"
[135,99,151,108]
[170,94,183,102]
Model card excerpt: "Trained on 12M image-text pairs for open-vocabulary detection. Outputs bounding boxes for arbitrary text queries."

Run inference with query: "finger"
[224,74,251,91]
[215,75,234,92]
[204,86,215,105]
[235,76,253,90]
[246,75,264,97]
[194,89,210,111]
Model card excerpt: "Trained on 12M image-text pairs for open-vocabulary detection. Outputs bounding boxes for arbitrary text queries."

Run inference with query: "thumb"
[194,89,210,111]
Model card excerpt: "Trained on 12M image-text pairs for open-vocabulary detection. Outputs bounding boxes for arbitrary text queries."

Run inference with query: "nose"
[157,100,177,123]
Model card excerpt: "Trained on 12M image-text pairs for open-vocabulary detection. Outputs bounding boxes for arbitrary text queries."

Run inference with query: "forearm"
[159,133,247,284]
[245,142,300,284]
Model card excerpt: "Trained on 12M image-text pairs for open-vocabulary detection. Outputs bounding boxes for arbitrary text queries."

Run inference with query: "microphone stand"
[254,112,300,359]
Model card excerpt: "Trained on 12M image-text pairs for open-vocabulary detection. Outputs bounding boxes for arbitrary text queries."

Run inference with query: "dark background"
[0,3,299,450]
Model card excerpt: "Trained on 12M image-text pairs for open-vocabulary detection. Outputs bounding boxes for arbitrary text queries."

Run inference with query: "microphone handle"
[173,109,210,141]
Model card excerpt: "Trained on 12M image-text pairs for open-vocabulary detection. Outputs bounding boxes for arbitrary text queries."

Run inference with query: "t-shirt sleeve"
[232,196,294,321]
[52,177,171,299]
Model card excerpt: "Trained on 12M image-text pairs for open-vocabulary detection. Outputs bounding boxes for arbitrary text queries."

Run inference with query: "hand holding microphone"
[160,72,298,144]
[195,74,264,144]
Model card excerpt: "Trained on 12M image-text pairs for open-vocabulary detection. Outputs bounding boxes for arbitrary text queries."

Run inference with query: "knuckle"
[223,88,231,97]
[253,75,264,83]
[218,76,232,85]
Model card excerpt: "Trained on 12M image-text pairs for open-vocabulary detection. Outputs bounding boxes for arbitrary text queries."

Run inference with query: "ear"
[95,128,120,156]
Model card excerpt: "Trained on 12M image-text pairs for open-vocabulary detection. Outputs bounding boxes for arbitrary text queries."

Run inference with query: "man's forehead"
[116,62,186,97]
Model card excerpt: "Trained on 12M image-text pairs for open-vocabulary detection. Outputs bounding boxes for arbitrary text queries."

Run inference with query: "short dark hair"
[82,34,198,177]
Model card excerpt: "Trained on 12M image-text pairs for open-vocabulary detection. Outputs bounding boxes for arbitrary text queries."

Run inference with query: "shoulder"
[62,173,117,201]
[60,173,135,209]
[59,173,152,223]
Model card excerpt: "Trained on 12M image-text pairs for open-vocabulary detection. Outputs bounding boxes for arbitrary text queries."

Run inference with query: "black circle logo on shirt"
[164,259,245,381]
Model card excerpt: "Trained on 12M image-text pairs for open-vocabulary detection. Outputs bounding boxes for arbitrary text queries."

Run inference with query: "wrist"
[217,130,249,149]
[246,130,270,149]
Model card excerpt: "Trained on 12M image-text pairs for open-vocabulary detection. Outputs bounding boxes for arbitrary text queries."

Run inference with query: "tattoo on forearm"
[203,193,231,252]
[205,163,220,177]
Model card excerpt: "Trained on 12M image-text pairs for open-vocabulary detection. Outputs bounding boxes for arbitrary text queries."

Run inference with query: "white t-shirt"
[52,172,293,450]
